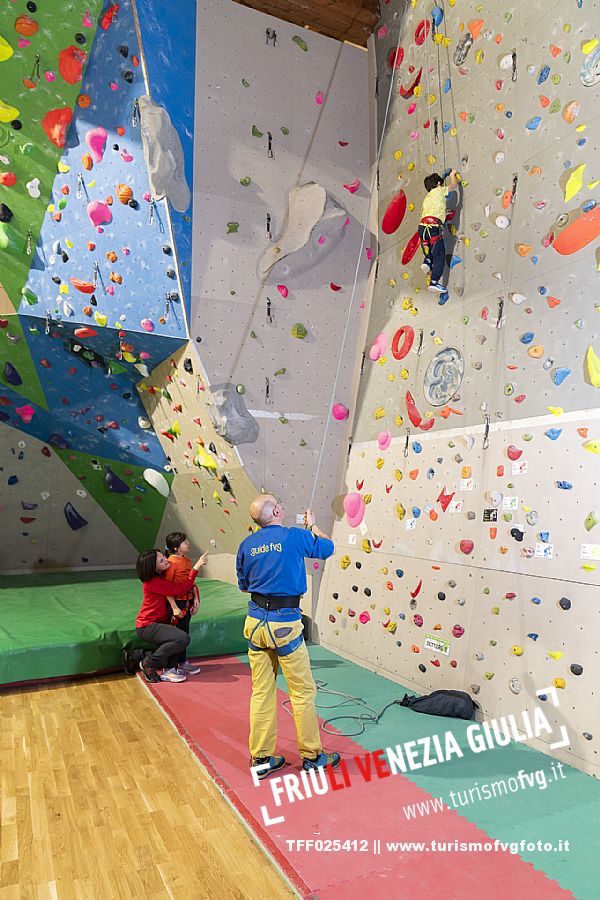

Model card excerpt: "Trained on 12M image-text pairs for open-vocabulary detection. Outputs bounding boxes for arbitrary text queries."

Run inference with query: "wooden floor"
[0,675,295,899]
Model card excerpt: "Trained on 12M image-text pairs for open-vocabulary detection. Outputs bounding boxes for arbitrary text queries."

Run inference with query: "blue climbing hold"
[427,467,435,479]
[413,507,421,518]
[398,612,406,620]
[538,285,547,295]
[577,138,586,147]
[520,332,535,344]
[556,481,573,490]
[582,200,597,213]
[552,367,571,385]
[539,531,550,542]
[538,65,550,84]
[395,568,404,578]
[443,122,452,133]
[449,255,462,268]
[527,633,539,641]
[544,428,562,440]
[412,441,423,453]
[7,475,18,485]
[443,78,451,93]
[526,116,542,131]
[530,597,542,605]
[432,5,444,26]
[531,256,539,264]
[538,694,548,702]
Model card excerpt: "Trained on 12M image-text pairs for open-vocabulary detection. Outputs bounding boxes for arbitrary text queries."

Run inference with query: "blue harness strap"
[248,632,304,656]
[247,606,304,656]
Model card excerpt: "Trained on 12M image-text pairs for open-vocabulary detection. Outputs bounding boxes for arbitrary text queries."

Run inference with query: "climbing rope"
[308,3,410,510]
[282,679,402,737]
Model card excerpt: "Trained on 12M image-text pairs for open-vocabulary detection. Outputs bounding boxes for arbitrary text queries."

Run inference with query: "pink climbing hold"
[87,200,112,228]
[277,284,288,298]
[15,405,35,423]
[359,611,371,624]
[141,319,155,332]
[343,492,365,527]
[332,402,349,421]
[507,445,522,460]
[459,540,474,555]
[369,332,388,360]
[121,148,133,162]
[378,430,392,451]
[85,126,107,163]
[343,180,361,193]
[414,614,424,627]
[315,90,324,105]
[452,624,465,638]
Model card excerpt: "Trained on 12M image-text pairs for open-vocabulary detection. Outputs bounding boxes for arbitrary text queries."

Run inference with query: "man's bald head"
[249,494,278,527]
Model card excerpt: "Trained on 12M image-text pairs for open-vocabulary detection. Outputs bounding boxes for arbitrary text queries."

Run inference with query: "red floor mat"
[145,656,574,899]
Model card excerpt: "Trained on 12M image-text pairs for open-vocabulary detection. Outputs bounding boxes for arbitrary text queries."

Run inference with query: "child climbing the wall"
[419,169,458,294]
[162,532,205,680]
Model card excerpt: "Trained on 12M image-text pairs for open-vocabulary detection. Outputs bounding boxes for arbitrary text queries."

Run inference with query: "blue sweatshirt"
[236,524,334,597]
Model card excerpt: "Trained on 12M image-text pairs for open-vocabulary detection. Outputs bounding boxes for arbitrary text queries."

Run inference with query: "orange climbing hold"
[81,152,93,170]
[517,244,532,256]
[468,19,484,40]
[15,15,38,36]
[552,205,600,255]
[70,278,95,293]
[41,107,72,148]
[58,46,87,84]
[546,296,561,308]
[77,93,91,108]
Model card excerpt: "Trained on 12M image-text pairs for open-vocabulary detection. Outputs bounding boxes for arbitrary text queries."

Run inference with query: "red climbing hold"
[405,391,421,427]
[381,189,407,235]
[41,107,72,148]
[387,47,404,69]
[437,486,455,512]
[58,46,87,84]
[399,68,422,99]
[402,230,420,265]
[100,3,119,30]
[391,325,414,360]
[69,277,95,293]
[415,20,430,45]
[410,579,423,599]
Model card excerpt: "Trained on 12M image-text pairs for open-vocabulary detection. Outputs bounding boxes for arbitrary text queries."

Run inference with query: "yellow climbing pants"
[243,612,321,760]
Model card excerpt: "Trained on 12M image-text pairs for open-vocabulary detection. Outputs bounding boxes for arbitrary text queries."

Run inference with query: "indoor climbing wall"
[0,1,190,570]
[188,0,372,538]
[316,0,600,777]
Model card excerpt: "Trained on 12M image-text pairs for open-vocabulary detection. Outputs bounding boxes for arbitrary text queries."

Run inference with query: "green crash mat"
[0,571,248,685]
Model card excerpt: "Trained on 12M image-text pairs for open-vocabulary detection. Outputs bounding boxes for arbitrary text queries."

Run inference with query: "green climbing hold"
[484,672,495,680]
[235,384,246,394]
[492,607,500,615]
[522,433,533,442]
[291,323,307,339]
[585,511,598,532]
[250,331,257,339]
[281,126,289,135]
[462,316,470,325]
[483,587,490,595]
[274,368,286,376]
[564,51,571,64]
[161,387,172,401]
[292,35,308,51]
[279,417,289,424]
[108,360,127,374]
[21,286,38,305]
[489,639,497,646]
[0,222,17,250]
[299,438,307,447]
[242,78,250,87]
[549,98,561,113]
[252,125,263,138]
[226,222,239,234]
[58,198,67,210]
[240,177,251,186]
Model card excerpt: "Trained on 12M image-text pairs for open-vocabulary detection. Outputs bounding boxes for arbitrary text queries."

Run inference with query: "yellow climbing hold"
[408,202,415,212]
[388,278,397,287]
[586,345,600,386]
[427,154,437,166]
[336,605,343,613]
[434,33,443,45]
[583,440,600,454]
[564,163,586,203]
[122,351,137,362]
[428,94,436,106]
[394,469,403,481]
[377,356,387,366]
[582,39,599,54]
[94,311,107,326]
[581,563,597,571]
[547,651,564,660]
[193,443,217,470]
[376,458,384,469]
[340,556,351,569]
[364,494,372,505]
[475,49,484,64]
[57,161,70,173]
[0,36,14,61]
[383,607,390,616]
[588,179,599,189]
[400,368,409,380]
[362,539,372,554]
[0,99,19,122]
[396,503,406,520]
[395,415,403,427]
[386,621,397,634]
[511,646,524,656]
[389,373,395,382]
[553,677,566,689]
[413,86,422,98]
[394,150,403,160]
[380,567,388,575]
[547,406,564,416]
[59,284,69,295]
[374,407,385,419]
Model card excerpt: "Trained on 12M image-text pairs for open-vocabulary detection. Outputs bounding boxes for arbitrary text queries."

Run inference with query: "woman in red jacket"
[123,548,208,683]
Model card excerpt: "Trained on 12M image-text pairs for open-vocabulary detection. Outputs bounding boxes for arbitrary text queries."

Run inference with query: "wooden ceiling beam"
[231,0,379,46]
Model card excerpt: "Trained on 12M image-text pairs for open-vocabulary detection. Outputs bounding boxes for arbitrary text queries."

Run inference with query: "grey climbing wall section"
[316,0,600,777]
[189,0,371,535]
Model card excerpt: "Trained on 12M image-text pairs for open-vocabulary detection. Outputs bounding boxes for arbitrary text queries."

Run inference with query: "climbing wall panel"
[316,0,600,776]
[190,0,371,531]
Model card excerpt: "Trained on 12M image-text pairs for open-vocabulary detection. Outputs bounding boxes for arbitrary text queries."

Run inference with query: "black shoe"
[122,648,143,676]
[140,658,160,684]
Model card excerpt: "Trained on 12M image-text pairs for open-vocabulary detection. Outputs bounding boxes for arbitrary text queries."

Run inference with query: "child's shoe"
[302,751,341,771]
[160,668,187,683]
[176,661,201,675]
[250,755,286,779]
[428,281,446,293]
[420,261,431,273]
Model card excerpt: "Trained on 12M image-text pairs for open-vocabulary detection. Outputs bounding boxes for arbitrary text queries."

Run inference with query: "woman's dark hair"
[165,531,188,555]
[136,549,159,582]
[424,173,444,192]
